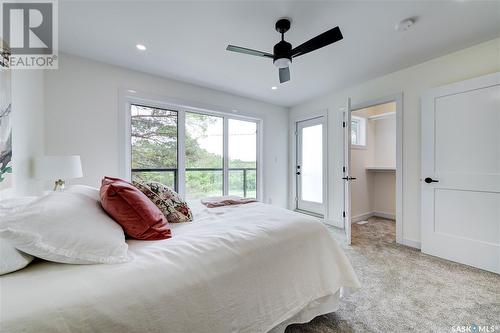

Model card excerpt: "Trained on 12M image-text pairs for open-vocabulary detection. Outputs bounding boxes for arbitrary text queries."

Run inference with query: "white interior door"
[343,99,352,245]
[296,116,326,216]
[421,72,500,274]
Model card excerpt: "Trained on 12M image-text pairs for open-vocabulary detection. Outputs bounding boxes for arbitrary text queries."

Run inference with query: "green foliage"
[185,112,222,168]
[132,171,175,189]
[131,106,256,198]
[131,107,177,169]
[186,170,223,199]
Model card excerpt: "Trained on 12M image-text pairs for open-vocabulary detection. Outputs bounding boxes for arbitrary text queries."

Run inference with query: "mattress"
[0,201,360,333]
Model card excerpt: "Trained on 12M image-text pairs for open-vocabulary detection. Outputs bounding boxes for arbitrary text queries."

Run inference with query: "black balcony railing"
[131,167,256,198]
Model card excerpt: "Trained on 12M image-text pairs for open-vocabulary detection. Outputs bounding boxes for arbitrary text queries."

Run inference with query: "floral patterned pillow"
[132,181,193,223]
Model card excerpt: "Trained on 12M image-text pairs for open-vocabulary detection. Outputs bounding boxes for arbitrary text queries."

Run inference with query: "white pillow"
[0,238,33,275]
[0,186,129,264]
[66,184,101,201]
[0,196,36,275]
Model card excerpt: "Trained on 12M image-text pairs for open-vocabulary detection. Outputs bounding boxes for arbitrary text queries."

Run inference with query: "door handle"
[424,177,439,183]
[296,172,301,175]
[342,177,357,181]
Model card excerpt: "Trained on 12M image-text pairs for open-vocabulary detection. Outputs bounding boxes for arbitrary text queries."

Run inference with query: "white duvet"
[0,202,360,333]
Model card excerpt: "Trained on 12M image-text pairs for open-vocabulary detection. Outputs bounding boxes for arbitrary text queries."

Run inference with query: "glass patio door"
[296,116,326,216]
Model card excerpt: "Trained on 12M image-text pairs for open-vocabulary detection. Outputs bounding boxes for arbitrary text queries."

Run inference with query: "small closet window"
[351,116,366,147]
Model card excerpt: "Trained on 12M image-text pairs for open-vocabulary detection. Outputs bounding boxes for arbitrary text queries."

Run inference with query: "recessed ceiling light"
[127,89,137,94]
[136,44,147,51]
[271,86,277,90]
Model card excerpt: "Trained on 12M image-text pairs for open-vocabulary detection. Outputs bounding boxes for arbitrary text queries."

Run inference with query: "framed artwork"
[0,41,12,191]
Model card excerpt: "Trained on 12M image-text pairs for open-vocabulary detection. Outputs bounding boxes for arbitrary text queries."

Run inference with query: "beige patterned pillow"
[132,181,193,223]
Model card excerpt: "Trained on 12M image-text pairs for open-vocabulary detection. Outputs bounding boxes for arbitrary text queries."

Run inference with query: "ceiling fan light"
[273,57,291,68]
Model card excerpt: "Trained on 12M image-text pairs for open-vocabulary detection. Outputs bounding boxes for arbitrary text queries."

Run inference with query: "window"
[351,116,366,146]
[300,124,323,203]
[129,103,259,200]
[131,105,178,189]
[228,119,257,198]
[185,112,223,200]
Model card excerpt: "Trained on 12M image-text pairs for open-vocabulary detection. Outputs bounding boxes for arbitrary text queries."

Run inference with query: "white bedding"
[0,202,360,333]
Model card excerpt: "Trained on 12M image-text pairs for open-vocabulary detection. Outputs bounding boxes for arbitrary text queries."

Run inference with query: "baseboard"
[351,212,373,223]
[372,211,395,220]
[401,238,421,249]
[351,211,395,223]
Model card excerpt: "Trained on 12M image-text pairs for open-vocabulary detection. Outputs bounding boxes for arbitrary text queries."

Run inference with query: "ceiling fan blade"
[279,67,290,83]
[291,26,343,58]
[226,45,274,58]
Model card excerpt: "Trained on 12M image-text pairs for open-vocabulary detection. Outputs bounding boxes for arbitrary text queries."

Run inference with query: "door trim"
[343,101,352,244]
[350,93,404,246]
[290,112,329,219]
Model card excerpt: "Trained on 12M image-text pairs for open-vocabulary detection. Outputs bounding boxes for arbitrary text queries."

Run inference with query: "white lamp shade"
[35,155,83,180]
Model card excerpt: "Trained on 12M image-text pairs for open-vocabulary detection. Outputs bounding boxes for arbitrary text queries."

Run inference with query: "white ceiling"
[59,1,500,107]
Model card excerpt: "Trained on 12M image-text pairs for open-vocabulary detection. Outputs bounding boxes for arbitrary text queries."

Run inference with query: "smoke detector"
[395,18,415,32]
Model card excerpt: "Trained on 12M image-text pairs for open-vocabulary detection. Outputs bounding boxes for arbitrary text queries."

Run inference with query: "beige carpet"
[285,217,500,333]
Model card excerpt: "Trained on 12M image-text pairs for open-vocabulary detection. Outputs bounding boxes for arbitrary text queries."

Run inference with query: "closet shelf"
[365,166,396,172]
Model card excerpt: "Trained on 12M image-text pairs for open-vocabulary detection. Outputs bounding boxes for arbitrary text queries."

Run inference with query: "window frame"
[351,115,367,148]
[227,118,258,199]
[184,111,224,199]
[119,90,262,201]
[130,104,179,191]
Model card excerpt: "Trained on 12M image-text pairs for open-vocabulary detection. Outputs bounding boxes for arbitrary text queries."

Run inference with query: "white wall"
[8,70,45,198]
[373,116,396,167]
[373,172,396,217]
[372,115,396,218]
[44,54,289,207]
[350,118,374,218]
[350,148,373,218]
[289,38,500,247]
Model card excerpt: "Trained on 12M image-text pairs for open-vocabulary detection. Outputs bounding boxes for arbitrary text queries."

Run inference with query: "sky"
[195,119,257,163]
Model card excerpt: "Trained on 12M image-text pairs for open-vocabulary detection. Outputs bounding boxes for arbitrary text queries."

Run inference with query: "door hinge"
[342,121,346,128]
[343,211,346,218]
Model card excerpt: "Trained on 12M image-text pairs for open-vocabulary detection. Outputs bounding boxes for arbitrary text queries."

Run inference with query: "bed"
[0,201,360,333]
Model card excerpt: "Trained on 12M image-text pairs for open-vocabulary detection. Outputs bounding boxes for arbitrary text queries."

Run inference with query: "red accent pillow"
[100,177,172,240]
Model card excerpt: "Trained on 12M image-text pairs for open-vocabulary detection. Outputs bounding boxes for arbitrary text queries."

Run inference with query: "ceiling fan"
[226,18,343,84]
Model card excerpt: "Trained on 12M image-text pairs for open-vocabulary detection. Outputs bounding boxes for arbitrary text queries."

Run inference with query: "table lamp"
[35,155,83,191]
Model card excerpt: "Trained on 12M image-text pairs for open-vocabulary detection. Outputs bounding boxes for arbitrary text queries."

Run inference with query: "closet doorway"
[344,94,403,245]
